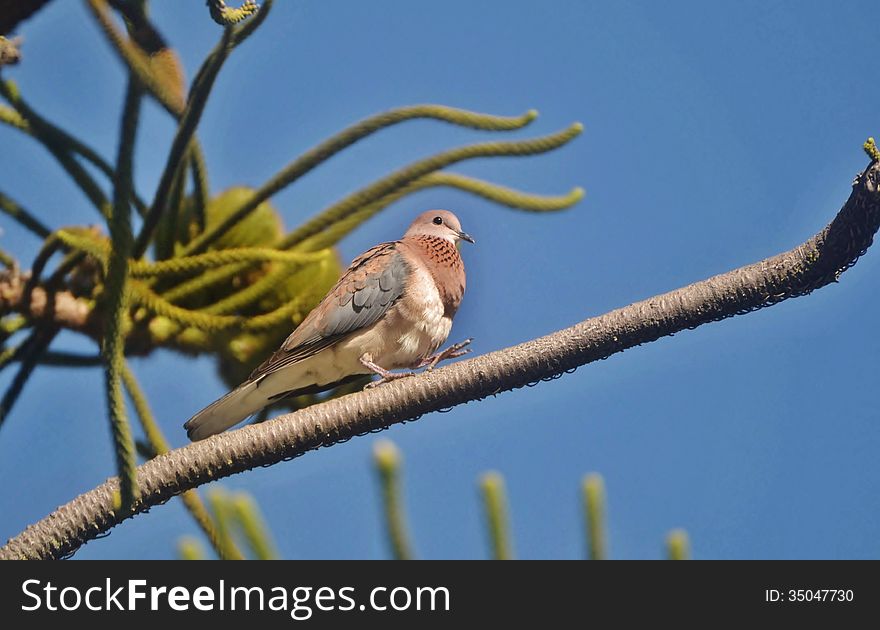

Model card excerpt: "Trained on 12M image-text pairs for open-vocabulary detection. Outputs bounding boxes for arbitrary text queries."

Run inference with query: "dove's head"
[405,210,475,245]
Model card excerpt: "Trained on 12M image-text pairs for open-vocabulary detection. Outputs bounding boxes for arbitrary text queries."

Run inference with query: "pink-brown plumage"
[406,235,466,318]
[184,210,474,440]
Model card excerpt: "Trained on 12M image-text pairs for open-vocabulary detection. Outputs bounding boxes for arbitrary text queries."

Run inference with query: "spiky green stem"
[0,316,28,343]
[230,493,278,560]
[666,529,691,560]
[85,0,183,116]
[177,537,205,560]
[133,247,328,277]
[373,440,415,560]
[134,26,234,257]
[0,80,112,219]
[230,0,272,46]
[189,142,210,231]
[0,191,51,239]
[0,106,148,217]
[207,0,260,25]
[0,327,57,429]
[480,471,514,560]
[288,171,583,251]
[129,277,302,331]
[278,123,582,250]
[102,81,142,513]
[864,137,880,163]
[121,362,244,559]
[582,473,608,560]
[184,105,540,255]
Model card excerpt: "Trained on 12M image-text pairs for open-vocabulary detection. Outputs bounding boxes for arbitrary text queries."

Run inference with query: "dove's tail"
[184,380,269,441]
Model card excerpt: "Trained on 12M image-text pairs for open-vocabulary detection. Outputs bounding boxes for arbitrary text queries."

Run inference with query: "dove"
[184,210,474,441]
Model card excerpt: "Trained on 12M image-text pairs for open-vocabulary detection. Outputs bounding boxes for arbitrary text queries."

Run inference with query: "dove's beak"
[458,231,475,244]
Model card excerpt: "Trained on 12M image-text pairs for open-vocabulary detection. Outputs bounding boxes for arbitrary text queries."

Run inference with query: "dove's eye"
[433,216,443,225]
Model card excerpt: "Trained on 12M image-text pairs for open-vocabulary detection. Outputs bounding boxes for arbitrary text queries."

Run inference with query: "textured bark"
[0,270,98,337]
[3,162,879,560]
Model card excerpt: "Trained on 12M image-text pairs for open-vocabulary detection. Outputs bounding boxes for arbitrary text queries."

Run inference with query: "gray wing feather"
[323,251,408,336]
[247,243,410,381]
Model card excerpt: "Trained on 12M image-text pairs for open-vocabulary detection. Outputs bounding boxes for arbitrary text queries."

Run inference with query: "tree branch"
[2,161,879,560]
[0,270,97,337]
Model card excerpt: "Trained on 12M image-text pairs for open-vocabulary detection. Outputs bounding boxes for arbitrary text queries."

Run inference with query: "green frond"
[121,361,244,560]
[208,0,260,26]
[49,148,113,219]
[173,187,284,255]
[285,186,421,252]
[131,279,302,332]
[230,0,273,47]
[582,473,608,560]
[288,172,583,251]
[173,326,212,351]
[85,0,185,115]
[0,192,51,239]
[158,263,245,305]
[118,0,187,113]
[131,247,328,278]
[0,250,14,269]
[198,264,292,316]
[214,254,341,382]
[1,79,112,220]
[200,251,332,314]
[182,104,540,255]
[139,269,312,341]
[189,143,210,231]
[229,493,279,560]
[130,281,242,331]
[0,105,148,217]
[863,137,880,163]
[152,157,188,261]
[0,104,28,131]
[479,471,514,560]
[0,327,57,430]
[120,361,169,454]
[0,340,22,372]
[206,489,240,559]
[101,81,142,514]
[134,27,235,257]
[53,229,110,269]
[373,440,416,560]
[177,537,206,560]
[44,251,87,291]
[0,316,28,342]
[25,233,65,297]
[428,172,584,211]
[278,123,583,250]
[666,529,691,560]
[241,301,303,331]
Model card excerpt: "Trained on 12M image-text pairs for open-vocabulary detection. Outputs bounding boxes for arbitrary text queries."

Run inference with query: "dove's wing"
[247,241,410,381]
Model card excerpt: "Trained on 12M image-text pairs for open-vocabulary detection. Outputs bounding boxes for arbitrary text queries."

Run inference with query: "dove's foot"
[360,354,416,389]
[416,338,473,371]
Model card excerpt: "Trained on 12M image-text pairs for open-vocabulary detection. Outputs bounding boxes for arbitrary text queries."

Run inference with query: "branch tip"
[864,137,879,163]
[207,0,260,26]
[666,528,691,560]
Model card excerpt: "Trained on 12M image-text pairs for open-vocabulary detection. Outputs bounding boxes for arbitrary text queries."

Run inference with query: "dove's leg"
[360,354,415,389]
[415,338,473,371]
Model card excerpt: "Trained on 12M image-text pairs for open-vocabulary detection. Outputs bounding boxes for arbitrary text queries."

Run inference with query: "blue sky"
[2,1,879,559]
